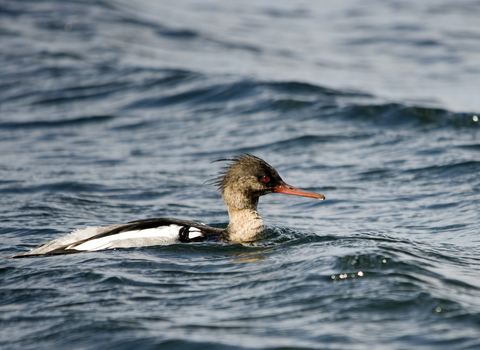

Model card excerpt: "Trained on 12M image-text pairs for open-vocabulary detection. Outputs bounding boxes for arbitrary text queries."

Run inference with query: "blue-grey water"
[1,0,480,349]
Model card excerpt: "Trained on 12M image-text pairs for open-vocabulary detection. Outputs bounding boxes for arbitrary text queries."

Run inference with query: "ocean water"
[1,0,480,349]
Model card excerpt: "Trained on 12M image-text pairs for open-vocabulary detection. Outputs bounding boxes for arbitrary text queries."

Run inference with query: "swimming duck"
[9,154,325,257]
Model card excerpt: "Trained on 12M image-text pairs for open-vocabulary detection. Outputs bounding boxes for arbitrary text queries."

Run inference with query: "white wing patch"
[187,227,202,239]
[69,225,202,251]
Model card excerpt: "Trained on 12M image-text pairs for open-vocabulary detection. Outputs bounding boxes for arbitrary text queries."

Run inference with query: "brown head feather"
[213,154,282,195]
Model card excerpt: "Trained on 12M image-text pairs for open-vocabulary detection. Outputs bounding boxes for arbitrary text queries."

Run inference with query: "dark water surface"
[1,1,480,349]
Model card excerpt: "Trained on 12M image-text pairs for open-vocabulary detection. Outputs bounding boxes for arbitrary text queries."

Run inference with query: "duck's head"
[215,154,325,210]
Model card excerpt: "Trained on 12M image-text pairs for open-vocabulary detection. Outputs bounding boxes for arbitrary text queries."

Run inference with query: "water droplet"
[473,115,478,122]
[65,22,73,31]
[435,306,442,313]
[358,271,364,277]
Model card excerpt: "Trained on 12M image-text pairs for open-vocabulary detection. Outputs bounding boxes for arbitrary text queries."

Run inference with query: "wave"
[404,161,480,180]
[0,115,114,129]
[3,51,477,131]
[341,103,479,128]
[123,77,372,109]
[117,73,479,130]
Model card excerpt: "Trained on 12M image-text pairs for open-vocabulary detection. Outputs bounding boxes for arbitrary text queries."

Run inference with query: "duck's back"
[8,218,225,258]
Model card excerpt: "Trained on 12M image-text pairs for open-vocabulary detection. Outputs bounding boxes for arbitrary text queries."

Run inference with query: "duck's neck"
[222,190,265,243]
[226,207,265,243]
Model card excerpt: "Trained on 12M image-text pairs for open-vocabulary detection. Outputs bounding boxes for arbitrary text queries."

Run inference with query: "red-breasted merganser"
[9,154,325,258]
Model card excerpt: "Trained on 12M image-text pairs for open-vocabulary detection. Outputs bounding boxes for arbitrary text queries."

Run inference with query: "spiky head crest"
[213,154,283,196]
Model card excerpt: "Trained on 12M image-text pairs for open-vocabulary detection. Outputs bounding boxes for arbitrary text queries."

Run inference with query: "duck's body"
[9,155,324,258]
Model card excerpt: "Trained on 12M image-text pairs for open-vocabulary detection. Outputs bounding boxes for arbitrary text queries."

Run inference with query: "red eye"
[262,176,270,182]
